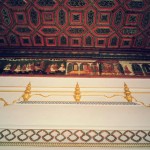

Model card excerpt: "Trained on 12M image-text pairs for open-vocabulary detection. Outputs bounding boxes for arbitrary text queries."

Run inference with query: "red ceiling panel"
[0,0,149,49]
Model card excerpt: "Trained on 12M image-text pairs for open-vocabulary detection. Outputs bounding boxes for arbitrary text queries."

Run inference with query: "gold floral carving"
[22,82,31,101]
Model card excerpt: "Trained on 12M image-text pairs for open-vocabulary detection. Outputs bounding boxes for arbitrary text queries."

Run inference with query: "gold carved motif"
[74,83,81,102]
[124,83,133,102]
[22,82,31,101]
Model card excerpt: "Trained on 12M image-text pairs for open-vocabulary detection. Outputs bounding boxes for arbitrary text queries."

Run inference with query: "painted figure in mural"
[142,64,150,75]
[1,60,68,75]
[124,65,132,75]
[131,63,143,76]
[50,64,56,73]
[45,62,66,74]
[58,63,66,72]
[45,64,51,74]
[14,65,21,73]
[67,62,99,75]
[80,63,99,75]
[3,63,11,73]
[11,64,17,73]
[99,62,114,75]
[30,63,35,73]
[26,63,32,73]
[22,64,27,73]
[0,62,3,74]
[113,63,124,75]
[67,63,79,75]
[54,63,58,72]
[40,61,45,73]
[99,62,124,76]
[34,62,40,72]
[0,59,149,77]
[91,63,99,75]
[80,63,91,75]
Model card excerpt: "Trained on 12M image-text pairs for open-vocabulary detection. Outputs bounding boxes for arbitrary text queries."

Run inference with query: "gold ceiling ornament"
[74,83,81,102]
[124,83,133,102]
[22,82,31,102]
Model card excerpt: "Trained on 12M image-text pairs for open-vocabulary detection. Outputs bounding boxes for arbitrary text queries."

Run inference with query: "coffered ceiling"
[0,0,150,49]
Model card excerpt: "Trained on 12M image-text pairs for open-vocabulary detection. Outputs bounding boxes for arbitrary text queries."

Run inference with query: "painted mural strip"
[0,59,150,77]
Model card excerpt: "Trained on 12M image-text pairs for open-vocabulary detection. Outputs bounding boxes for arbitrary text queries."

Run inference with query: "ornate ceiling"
[0,0,150,49]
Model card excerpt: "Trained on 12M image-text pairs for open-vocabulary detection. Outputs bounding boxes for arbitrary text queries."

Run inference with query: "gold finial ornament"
[74,83,81,102]
[124,83,132,102]
[22,82,31,101]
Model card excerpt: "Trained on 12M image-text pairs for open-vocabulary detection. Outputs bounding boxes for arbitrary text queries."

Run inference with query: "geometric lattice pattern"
[0,0,150,49]
[0,129,150,144]
[0,129,150,146]
[18,101,138,105]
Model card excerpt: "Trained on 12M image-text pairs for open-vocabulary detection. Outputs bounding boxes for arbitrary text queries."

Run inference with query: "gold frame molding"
[0,142,150,147]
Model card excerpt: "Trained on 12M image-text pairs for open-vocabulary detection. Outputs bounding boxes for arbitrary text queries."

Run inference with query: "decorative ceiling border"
[0,129,150,147]
[0,142,150,147]
[0,0,150,48]
[0,47,150,60]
